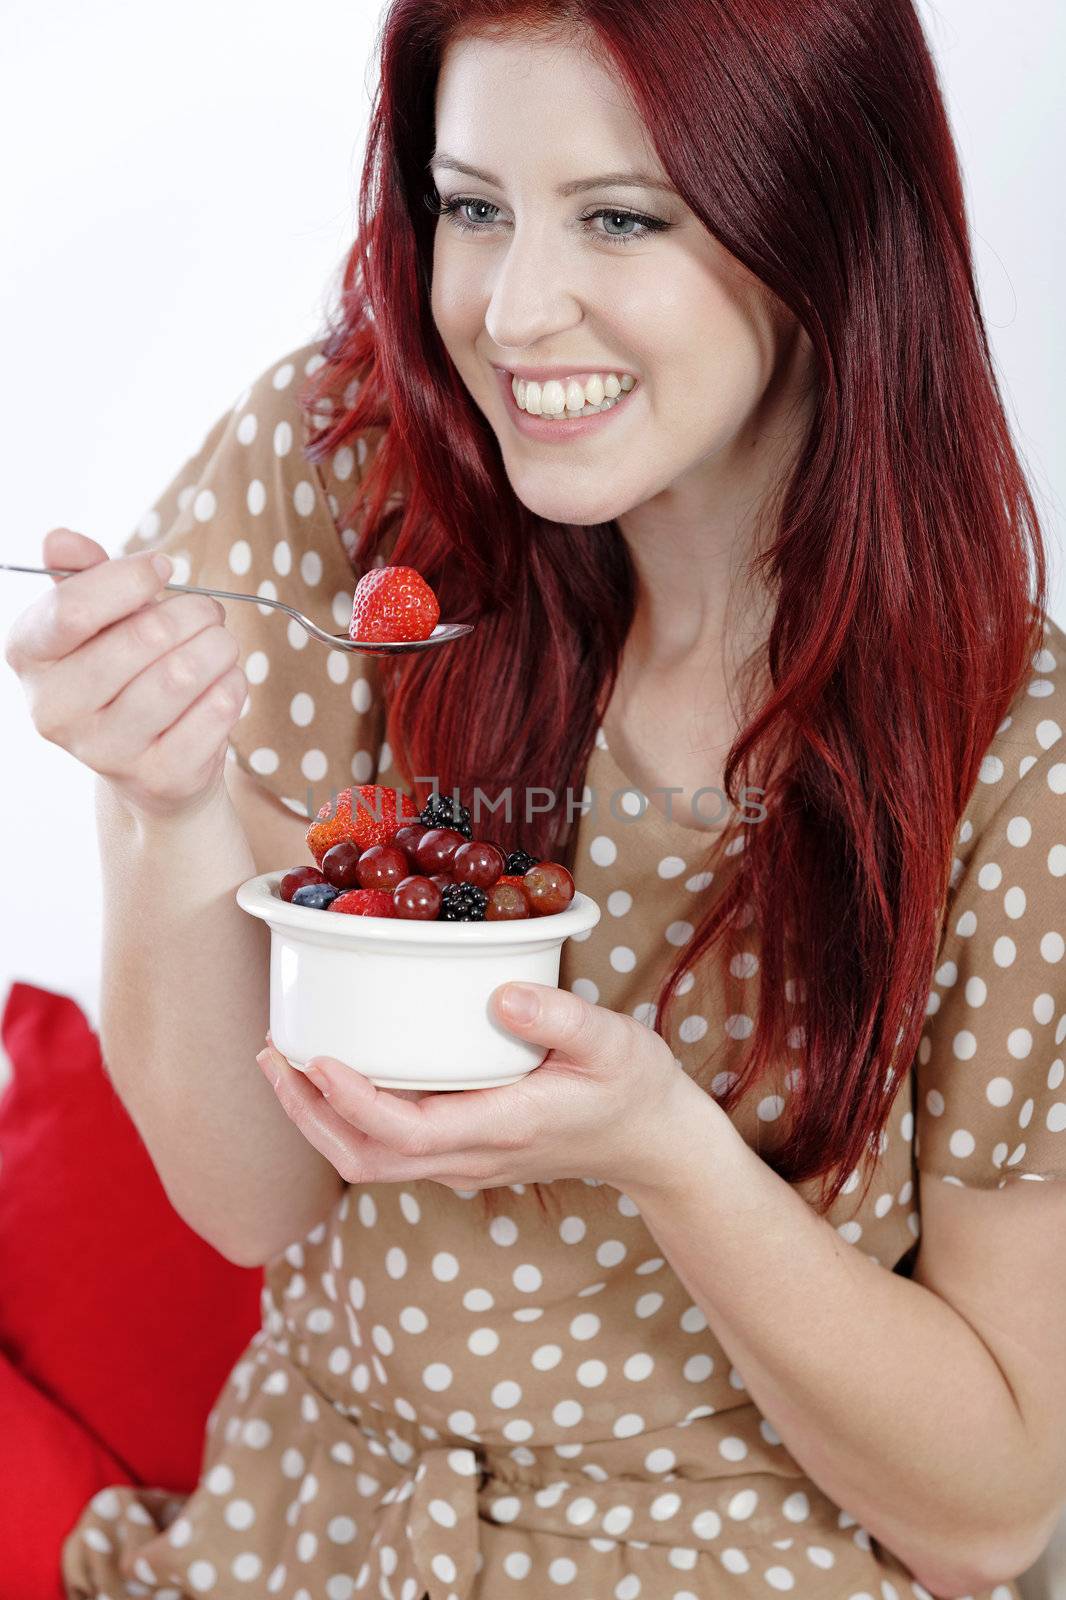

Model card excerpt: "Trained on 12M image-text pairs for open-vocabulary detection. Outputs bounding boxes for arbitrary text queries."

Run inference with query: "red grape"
[280,864,327,902]
[522,861,575,915]
[451,840,506,889]
[321,841,363,889]
[393,875,443,920]
[485,880,529,920]
[413,827,466,874]
[429,873,455,889]
[394,823,429,859]
[355,844,409,891]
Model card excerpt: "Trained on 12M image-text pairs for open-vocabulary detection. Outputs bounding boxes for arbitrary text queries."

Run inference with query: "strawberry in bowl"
[305,783,420,867]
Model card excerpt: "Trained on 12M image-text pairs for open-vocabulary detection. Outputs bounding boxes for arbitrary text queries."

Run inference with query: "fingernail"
[150,552,172,581]
[502,985,539,1024]
[304,1062,330,1096]
[255,1049,280,1088]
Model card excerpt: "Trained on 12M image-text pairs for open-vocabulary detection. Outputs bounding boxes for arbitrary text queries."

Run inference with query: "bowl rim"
[236,871,601,945]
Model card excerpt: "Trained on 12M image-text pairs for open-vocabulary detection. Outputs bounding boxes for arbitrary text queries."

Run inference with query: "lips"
[498,363,636,385]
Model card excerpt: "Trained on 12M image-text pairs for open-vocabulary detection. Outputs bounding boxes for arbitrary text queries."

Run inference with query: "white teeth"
[511,370,636,418]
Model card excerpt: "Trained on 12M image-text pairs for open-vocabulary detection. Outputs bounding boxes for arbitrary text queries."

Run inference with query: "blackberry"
[419,791,473,840]
[291,883,342,911]
[504,850,539,876]
[438,882,488,921]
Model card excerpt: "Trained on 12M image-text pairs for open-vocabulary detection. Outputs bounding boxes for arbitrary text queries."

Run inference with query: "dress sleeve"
[915,697,1066,1188]
[118,344,390,819]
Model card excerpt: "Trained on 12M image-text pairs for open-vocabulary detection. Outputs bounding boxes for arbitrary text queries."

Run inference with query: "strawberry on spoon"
[350,566,440,645]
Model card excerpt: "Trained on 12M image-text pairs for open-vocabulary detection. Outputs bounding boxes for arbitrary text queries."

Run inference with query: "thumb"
[42,526,109,584]
[493,982,628,1071]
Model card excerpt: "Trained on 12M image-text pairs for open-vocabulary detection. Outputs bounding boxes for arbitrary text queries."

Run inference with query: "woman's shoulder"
[116,339,395,816]
[913,611,1065,1188]
[951,611,1064,865]
[230,337,379,470]
[215,338,388,545]
[122,336,387,570]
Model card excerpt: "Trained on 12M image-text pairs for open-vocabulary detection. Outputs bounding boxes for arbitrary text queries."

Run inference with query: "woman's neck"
[614,320,813,678]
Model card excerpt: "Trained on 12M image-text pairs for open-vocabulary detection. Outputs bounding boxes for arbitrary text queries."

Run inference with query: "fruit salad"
[278,785,576,922]
[349,566,440,644]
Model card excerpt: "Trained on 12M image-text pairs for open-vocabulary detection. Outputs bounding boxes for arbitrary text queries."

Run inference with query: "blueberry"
[291,882,342,911]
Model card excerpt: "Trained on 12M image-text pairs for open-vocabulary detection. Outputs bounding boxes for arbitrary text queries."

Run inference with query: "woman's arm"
[625,1079,1066,1597]
[96,766,345,1266]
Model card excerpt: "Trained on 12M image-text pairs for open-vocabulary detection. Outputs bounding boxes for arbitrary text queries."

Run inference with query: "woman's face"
[429,28,811,531]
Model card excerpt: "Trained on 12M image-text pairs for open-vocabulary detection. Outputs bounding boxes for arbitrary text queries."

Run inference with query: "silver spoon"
[0,564,475,655]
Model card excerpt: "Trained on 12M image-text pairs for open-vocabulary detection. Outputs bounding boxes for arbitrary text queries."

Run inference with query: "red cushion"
[0,981,264,1494]
[0,1354,133,1600]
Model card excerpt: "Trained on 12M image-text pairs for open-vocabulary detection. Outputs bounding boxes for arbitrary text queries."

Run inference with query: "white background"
[1,0,1063,1031]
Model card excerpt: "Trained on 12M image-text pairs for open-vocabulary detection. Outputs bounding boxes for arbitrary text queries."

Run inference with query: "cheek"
[430,239,460,346]
[641,242,769,378]
[649,295,773,451]
[431,237,483,334]
[429,243,453,336]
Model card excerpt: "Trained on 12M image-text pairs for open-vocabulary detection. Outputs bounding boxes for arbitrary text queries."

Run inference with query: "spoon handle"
[0,563,87,578]
[0,562,301,615]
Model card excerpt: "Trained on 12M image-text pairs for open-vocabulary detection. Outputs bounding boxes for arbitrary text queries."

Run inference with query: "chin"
[509,479,630,529]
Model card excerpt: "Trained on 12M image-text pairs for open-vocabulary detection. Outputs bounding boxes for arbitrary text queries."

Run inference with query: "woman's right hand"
[3,527,249,820]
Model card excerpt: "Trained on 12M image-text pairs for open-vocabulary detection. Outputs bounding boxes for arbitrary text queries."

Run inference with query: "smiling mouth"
[506,374,638,423]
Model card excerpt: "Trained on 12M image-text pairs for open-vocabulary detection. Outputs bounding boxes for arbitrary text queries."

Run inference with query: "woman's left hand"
[256,982,698,1197]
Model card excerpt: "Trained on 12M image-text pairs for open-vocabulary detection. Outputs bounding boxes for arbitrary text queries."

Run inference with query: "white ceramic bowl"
[235,871,601,1091]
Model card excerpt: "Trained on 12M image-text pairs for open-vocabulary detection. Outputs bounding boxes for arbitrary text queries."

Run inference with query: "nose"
[482,221,584,352]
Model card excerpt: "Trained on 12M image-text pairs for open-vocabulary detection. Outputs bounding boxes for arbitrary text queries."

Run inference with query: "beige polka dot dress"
[62,342,1066,1600]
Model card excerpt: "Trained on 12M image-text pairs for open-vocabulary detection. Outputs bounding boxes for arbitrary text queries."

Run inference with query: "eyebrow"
[428,152,678,197]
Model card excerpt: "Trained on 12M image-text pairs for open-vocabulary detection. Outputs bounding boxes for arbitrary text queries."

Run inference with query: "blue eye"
[425,191,670,248]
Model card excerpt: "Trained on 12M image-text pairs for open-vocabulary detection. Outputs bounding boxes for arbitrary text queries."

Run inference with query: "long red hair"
[298,0,1047,1219]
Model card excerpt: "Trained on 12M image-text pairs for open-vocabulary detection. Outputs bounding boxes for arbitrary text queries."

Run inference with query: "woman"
[9,0,1063,1595]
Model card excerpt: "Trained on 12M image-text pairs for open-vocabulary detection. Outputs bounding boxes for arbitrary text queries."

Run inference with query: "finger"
[40,591,225,733]
[491,982,638,1071]
[256,1045,397,1183]
[89,623,242,767]
[262,1035,428,1105]
[42,526,110,581]
[301,1051,521,1161]
[130,663,248,802]
[10,545,170,668]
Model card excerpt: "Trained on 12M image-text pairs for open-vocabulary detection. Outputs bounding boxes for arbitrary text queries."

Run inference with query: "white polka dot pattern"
[115,339,394,820]
[66,342,1062,1600]
[917,651,1066,1187]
